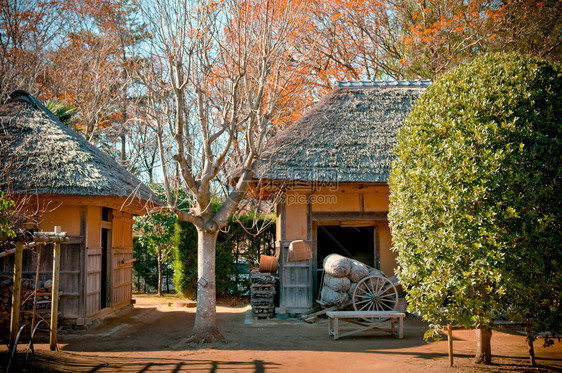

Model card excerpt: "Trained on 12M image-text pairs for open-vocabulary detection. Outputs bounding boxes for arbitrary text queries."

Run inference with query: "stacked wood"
[0,277,52,336]
[250,270,277,319]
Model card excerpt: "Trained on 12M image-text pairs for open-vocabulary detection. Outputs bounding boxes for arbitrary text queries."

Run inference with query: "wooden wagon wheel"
[352,275,398,321]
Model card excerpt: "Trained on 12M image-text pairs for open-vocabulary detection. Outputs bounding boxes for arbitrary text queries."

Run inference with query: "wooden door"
[58,243,81,318]
[279,241,313,313]
[86,246,101,316]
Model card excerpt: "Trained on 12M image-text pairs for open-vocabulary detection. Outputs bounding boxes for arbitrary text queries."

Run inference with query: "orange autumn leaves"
[2,0,560,141]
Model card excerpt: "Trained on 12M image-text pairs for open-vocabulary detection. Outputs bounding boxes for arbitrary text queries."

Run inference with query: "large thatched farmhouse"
[0,91,160,326]
[254,80,430,314]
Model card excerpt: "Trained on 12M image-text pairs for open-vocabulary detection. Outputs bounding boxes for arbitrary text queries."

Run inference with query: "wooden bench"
[326,311,405,340]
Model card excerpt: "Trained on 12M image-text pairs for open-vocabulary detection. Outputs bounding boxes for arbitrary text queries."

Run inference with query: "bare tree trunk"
[166,268,170,293]
[157,246,162,297]
[526,319,536,366]
[475,327,492,364]
[120,132,127,167]
[186,227,223,343]
[235,243,240,296]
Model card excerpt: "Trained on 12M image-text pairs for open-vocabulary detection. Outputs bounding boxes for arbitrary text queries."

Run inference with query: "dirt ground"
[2,294,561,373]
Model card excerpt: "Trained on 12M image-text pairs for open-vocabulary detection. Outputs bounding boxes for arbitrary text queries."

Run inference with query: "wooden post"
[50,226,61,351]
[9,241,24,349]
[31,244,42,334]
[447,324,454,367]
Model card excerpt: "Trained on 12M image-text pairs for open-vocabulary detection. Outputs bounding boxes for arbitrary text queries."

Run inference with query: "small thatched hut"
[0,91,162,326]
[254,80,430,314]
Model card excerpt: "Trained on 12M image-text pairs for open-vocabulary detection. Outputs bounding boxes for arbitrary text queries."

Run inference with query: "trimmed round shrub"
[389,53,562,341]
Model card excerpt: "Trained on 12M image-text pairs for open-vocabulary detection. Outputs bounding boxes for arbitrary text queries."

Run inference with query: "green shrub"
[173,220,236,298]
[389,53,562,343]
[133,236,158,291]
[173,220,199,298]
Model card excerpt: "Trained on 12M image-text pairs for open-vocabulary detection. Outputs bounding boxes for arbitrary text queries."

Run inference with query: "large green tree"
[389,53,562,365]
[133,208,175,296]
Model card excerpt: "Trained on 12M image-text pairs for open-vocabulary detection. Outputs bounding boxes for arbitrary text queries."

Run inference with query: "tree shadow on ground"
[7,306,560,372]
[9,353,279,373]
[48,308,435,354]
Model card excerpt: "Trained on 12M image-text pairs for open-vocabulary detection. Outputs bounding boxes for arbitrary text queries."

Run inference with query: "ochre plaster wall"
[87,206,101,248]
[284,191,308,240]
[364,187,390,211]
[39,205,81,235]
[310,188,360,212]
[378,220,397,276]
[309,185,389,212]
[112,211,124,248]
[280,185,395,275]
[122,213,133,248]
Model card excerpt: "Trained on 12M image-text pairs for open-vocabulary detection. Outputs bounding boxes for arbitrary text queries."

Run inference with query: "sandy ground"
[2,294,561,373]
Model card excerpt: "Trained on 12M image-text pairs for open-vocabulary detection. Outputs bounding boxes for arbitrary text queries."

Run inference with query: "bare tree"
[140,0,309,342]
[0,0,65,100]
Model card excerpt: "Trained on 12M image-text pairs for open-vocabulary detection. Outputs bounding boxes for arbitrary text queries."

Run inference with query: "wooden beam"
[31,245,42,337]
[50,227,61,351]
[8,194,158,216]
[307,195,313,309]
[374,228,380,270]
[312,221,318,301]
[279,200,286,241]
[101,221,112,229]
[0,245,29,258]
[9,241,24,349]
[79,206,87,319]
[311,211,387,221]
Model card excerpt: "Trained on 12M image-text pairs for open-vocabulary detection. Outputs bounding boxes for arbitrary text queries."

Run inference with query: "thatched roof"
[0,91,162,209]
[255,80,429,184]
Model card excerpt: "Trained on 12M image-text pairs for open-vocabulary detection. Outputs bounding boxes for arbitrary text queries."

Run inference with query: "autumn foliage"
[2,0,560,149]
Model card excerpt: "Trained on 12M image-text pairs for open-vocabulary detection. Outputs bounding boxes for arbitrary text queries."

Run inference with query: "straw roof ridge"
[0,92,161,205]
[255,85,426,184]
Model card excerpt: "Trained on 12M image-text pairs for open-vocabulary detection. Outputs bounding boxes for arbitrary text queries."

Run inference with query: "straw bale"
[323,274,350,292]
[321,288,349,306]
[348,260,370,282]
[323,254,351,278]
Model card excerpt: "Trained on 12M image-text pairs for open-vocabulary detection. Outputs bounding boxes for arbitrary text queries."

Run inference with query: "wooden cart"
[301,258,402,322]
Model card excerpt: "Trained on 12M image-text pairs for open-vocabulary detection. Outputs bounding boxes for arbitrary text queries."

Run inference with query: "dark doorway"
[101,228,109,309]
[315,225,375,298]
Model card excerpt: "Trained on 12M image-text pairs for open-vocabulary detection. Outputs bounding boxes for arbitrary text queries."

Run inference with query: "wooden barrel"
[259,255,278,273]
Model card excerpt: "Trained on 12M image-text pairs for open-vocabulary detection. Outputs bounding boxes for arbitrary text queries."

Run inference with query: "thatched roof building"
[0,90,159,207]
[255,80,430,184]
[0,91,162,326]
[253,80,430,315]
